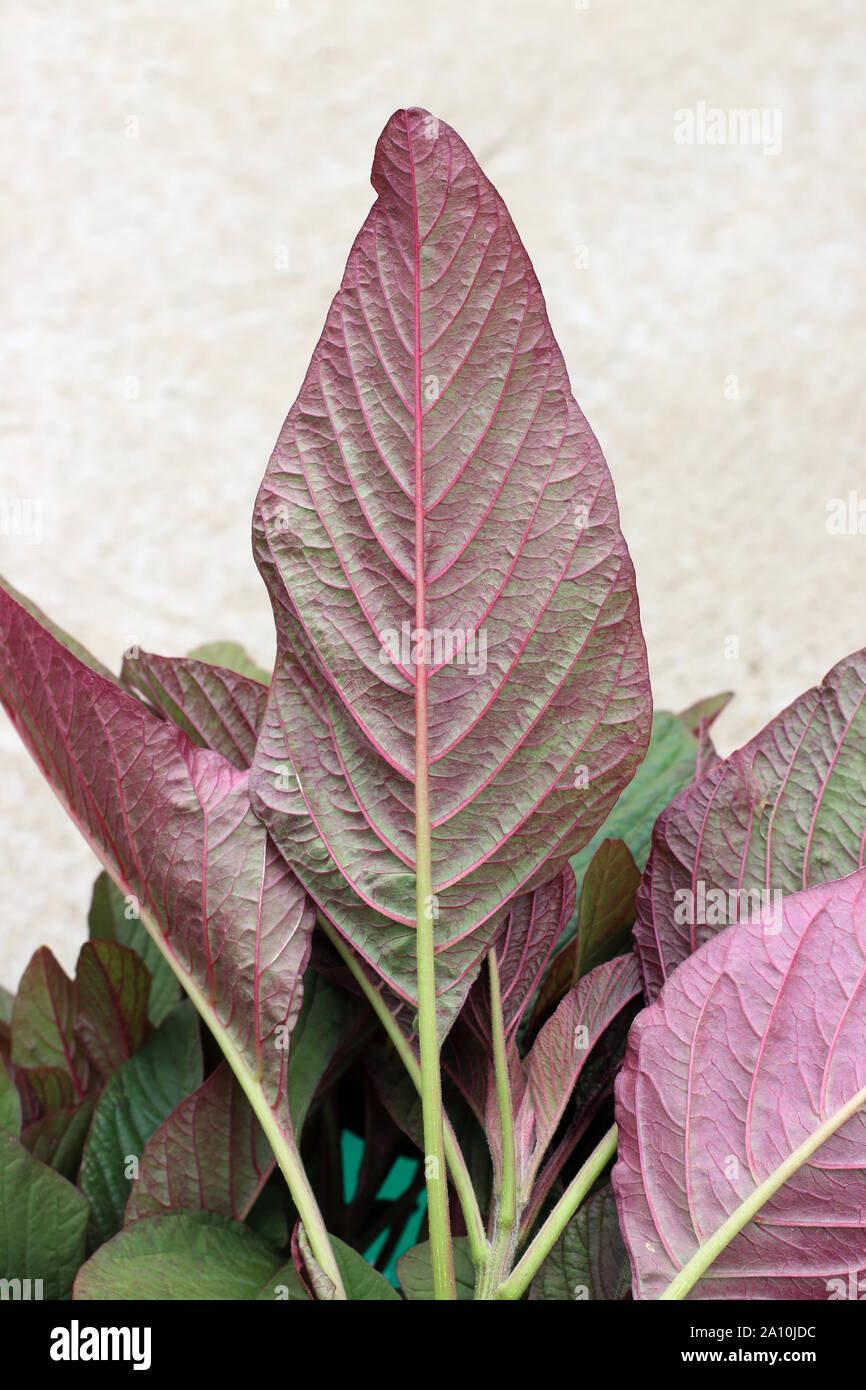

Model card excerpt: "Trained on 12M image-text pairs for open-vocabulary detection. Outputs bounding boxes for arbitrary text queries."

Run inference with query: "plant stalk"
[317,913,486,1269]
[406,108,456,1302]
[495,1123,618,1300]
[476,948,519,1299]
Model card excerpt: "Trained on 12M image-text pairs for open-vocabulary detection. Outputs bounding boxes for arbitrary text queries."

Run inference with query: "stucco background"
[1,0,864,988]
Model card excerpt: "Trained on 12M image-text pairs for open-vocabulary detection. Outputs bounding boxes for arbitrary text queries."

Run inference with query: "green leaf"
[88,872,180,1026]
[0,1057,21,1136]
[18,1066,77,1113]
[555,710,708,961]
[288,969,361,1133]
[73,1211,285,1300]
[0,985,13,1028]
[397,1237,475,1300]
[294,1224,401,1301]
[331,1235,402,1301]
[75,939,151,1077]
[20,1100,94,1181]
[185,640,270,685]
[0,1129,89,1299]
[575,839,642,979]
[676,691,732,735]
[255,1259,309,1300]
[530,838,641,1030]
[11,947,90,1096]
[246,1184,290,1251]
[79,1002,202,1245]
[529,1185,628,1301]
[569,711,703,891]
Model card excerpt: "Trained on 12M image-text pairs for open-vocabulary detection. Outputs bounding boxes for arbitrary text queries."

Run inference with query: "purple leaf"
[125,1061,273,1223]
[635,648,866,999]
[249,107,651,1009]
[517,953,642,1191]
[0,585,315,1177]
[676,692,731,782]
[121,648,268,770]
[462,868,576,1053]
[614,869,866,1299]
[521,1002,636,1234]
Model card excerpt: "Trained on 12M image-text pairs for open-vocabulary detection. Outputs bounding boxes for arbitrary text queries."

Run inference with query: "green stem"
[317,913,486,1270]
[659,1083,866,1300]
[495,1124,618,1301]
[414,806,455,1299]
[488,948,517,1231]
[405,107,455,1301]
[476,948,519,1299]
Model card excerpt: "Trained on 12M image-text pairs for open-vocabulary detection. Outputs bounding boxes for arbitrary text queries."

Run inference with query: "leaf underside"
[0,586,315,1184]
[615,869,866,1298]
[249,106,651,1013]
[635,647,866,998]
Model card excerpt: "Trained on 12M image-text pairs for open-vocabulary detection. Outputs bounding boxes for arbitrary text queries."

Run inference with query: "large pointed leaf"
[0,584,316,1226]
[121,648,268,769]
[614,868,866,1299]
[249,107,651,1012]
[635,648,866,999]
[125,1060,273,1223]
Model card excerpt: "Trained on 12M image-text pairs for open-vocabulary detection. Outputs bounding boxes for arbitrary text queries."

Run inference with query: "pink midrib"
[406,113,429,846]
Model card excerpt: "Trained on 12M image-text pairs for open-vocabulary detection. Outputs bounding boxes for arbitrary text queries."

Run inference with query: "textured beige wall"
[1,0,864,988]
